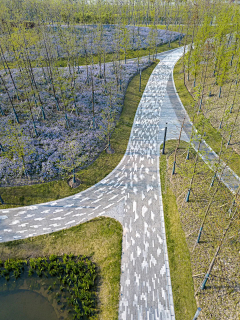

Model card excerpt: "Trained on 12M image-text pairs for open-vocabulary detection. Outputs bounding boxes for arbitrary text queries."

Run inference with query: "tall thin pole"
[162,123,168,155]
[139,69,142,92]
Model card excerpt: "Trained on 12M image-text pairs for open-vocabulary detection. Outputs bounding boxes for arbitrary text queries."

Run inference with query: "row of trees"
[0,59,133,185]
[0,0,207,26]
[0,0,184,189]
[182,3,240,156]
[171,133,240,318]
[170,3,240,316]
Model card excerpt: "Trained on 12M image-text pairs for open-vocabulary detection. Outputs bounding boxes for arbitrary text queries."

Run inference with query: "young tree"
[99,82,118,154]
[200,190,240,290]
[120,26,131,64]
[0,74,19,124]
[5,123,34,179]
[58,139,87,186]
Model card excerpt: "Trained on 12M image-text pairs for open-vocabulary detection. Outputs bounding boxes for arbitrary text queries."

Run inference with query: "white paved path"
[1,47,239,320]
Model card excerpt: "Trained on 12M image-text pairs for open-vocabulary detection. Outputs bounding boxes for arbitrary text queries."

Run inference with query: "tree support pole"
[186,188,191,202]
[139,69,141,92]
[0,195,4,205]
[192,308,201,320]
[162,123,167,155]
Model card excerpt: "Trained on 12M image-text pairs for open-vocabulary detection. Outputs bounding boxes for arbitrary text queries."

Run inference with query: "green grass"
[160,140,197,320]
[173,58,240,176]
[0,61,159,208]
[0,217,123,320]
[0,35,185,70]
[51,39,184,68]
[140,23,190,33]
[161,140,239,319]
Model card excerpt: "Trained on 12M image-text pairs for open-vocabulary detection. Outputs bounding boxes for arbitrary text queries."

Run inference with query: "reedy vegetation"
[0,254,97,320]
[0,217,123,319]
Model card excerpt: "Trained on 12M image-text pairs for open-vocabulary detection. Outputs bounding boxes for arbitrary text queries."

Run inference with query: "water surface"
[0,289,58,320]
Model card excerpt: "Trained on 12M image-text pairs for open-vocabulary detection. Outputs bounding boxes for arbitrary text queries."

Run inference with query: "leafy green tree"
[59,139,87,185]
[120,26,131,64]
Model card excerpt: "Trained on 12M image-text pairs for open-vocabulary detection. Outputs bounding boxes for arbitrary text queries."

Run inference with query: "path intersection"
[0,47,239,320]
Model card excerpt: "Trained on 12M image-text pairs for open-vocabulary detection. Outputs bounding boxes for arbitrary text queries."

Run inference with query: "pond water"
[0,289,58,320]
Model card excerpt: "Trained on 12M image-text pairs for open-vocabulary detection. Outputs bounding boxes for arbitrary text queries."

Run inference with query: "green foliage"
[0,217,122,319]
[49,254,58,262]
[0,61,158,208]
[162,140,240,319]
[0,255,97,319]
[174,54,240,177]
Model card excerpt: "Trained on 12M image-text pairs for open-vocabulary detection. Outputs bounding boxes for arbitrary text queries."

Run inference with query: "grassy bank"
[0,61,158,208]
[161,140,239,319]
[160,141,197,320]
[173,58,240,177]
[0,217,123,320]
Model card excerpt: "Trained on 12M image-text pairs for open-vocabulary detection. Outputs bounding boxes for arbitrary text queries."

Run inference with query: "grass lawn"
[0,61,159,208]
[173,58,240,177]
[0,217,123,320]
[160,141,197,320]
[161,140,239,319]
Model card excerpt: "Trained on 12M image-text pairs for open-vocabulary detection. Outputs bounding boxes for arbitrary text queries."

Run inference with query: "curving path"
[1,47,240,320]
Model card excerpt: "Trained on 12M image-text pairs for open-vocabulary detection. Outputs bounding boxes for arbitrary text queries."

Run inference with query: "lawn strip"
[160,141,197,320]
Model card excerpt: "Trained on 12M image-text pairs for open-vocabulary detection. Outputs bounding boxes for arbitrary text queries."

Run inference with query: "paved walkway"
[166,59,240,194]
[1,47,240,320]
